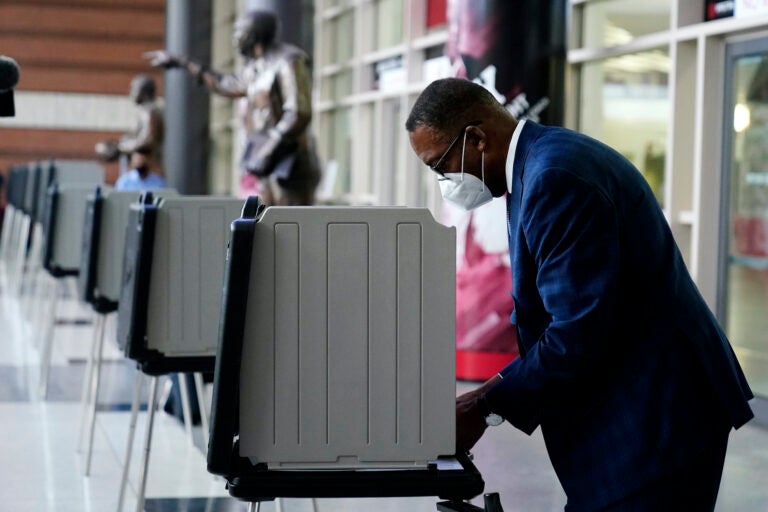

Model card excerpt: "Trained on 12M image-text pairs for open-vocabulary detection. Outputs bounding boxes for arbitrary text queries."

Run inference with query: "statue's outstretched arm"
[145,50,247,98]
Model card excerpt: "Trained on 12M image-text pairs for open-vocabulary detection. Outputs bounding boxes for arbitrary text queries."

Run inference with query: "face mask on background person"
[438,131,492,211]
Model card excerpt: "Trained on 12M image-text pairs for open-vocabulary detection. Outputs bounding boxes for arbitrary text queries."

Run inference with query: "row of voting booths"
[0,161,497,512]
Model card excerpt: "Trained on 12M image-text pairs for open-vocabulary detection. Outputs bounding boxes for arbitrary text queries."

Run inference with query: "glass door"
[720,38,768,400]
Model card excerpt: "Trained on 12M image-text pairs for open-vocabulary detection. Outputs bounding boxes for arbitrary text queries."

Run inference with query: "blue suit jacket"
[484,122,753,511]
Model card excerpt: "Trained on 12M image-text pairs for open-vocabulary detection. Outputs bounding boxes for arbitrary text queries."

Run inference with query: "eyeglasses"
[429,120,482,177]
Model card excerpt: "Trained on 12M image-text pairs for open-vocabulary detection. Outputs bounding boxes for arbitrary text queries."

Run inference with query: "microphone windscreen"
[0,56,20,92]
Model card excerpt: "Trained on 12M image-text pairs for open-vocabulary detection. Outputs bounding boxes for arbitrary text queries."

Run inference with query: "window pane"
[582,0,671,48]
[333,12,355,63]
[360,103,376,195]
[332,108,352,196]
[320,76,334,102]
[725,52,768,397]
[580,49,670,206]
[376,0,403,50]
[334,70,353,100]
[381,99,404,204]
[321,0,346,9]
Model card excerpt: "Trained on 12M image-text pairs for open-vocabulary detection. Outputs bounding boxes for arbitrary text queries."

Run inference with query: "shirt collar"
[506,119,526,194]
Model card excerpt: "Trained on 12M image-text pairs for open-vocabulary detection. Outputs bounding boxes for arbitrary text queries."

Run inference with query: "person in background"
[145,9,320,206]
[406,78,753,512]
[95,74,164,176]
[114,150,166,191]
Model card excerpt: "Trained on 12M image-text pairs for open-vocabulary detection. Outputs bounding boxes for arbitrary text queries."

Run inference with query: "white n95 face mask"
[438,132,492,211]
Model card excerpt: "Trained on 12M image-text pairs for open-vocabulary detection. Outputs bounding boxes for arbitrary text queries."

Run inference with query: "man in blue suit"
[406,78,753,511]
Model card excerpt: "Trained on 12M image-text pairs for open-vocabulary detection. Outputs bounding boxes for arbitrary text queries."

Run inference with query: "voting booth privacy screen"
[226,206,457,469]
[117,195,244,369]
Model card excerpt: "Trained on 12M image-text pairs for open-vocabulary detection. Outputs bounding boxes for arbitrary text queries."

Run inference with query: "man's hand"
[456,374,502,453]
[144,50,182,69]
[456,389,487,453]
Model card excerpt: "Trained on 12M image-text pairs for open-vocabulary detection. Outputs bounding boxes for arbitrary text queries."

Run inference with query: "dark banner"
[706,0,735,20]
[445,0,566,125]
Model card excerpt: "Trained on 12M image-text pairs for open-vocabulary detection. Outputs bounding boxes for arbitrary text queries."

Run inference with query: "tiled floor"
[2,266,768,511]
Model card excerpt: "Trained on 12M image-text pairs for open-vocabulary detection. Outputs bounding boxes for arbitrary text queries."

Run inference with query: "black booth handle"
[241,195,266,220]
[436,492,504,512]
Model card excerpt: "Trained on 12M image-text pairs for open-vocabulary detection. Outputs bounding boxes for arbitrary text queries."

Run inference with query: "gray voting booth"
[41,160,105,277]
[37,161,105,400]
[115,194,245,512]
[117,195,245,367]
[208,198,485,506]
[77,186,178,479]
[79,187,177,312]
[42,184,98,276]
[242,205,457,469]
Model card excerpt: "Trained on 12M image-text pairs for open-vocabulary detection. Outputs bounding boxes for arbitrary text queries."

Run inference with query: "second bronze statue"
[145,9,320,206]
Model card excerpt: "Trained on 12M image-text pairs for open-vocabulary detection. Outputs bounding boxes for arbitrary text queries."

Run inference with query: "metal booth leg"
[135,375,161,512]
[77,312,103,452]
[21,223,43,318]
[178,372,194,446]
[6,210,21,270]
[38,278,62,399]
[31,273,52,348]
[0,207,13,262]
[193,372,210,449]
[20,223,35,315]
[248,503,260,512]
[117,371,144,512]
[84,313,107,476]
[13,215,30,296]
[23,255,41,321]
[436,493,504,512]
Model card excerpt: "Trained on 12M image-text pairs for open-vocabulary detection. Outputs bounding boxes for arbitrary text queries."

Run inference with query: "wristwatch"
[478,393,503,427]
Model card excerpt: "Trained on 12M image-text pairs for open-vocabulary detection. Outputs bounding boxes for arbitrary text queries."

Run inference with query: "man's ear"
[465,125,487,152]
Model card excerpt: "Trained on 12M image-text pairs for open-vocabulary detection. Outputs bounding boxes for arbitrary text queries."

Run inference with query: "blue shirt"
[115,169,167,191]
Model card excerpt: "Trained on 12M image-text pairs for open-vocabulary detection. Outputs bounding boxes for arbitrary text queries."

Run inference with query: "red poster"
[427,0,447,27]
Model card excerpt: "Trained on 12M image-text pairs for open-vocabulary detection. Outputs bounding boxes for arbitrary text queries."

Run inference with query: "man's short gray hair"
[405,78,504,137]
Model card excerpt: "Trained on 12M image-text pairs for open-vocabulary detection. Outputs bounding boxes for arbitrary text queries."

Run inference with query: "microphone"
[0,55,20,117]
[0,55,20,91]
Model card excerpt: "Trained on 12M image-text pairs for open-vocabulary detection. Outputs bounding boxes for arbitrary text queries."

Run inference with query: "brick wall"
[0,0,166,186]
